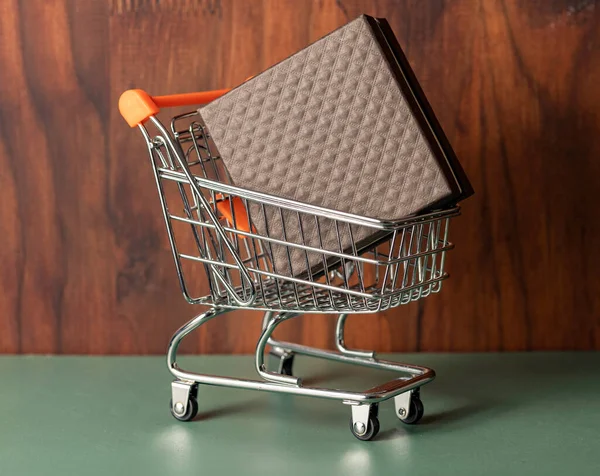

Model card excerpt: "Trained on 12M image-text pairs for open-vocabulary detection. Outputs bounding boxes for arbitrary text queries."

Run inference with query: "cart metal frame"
[119,88,460,440]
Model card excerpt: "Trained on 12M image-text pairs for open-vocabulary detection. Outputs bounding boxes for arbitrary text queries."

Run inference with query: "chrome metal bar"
[170,214,455,265]
[172,367,431,404]
[261,314,424,376]
[315,215,337,310]
[335,314,375,358]
[179,252,448,301]
[334,221,352,309]
[255,312,300,385]
[170,214,426,265]
[159,168,461,230]
[167,309,434,404]
[167,308,226,373]
[141,126,204,304]
[150,116,255,306]
[278,209,301,308]
[266,339,425,376]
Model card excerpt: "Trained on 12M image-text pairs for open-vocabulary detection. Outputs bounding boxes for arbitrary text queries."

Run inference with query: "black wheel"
[349,415,380,441]
[280,355,294,376]
[399,396,424,425]
[170,397,199,422]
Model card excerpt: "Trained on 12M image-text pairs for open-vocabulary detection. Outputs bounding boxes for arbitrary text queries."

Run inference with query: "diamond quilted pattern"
[200,15,454,277]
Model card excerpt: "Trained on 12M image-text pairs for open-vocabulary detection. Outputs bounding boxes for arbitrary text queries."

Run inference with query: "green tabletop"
[1,353,598,475]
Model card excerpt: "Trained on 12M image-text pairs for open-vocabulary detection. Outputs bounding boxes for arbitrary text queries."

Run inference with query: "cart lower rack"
[119,88,460,440]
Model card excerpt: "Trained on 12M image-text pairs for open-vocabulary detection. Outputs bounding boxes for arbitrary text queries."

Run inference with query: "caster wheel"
[270,350,295,376]
[170,397,198,422]
[280,355,294,376]
[349,415,380,441]
[399,396,424,425]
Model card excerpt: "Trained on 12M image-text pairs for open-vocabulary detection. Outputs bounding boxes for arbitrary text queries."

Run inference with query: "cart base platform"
[168,307,434,440]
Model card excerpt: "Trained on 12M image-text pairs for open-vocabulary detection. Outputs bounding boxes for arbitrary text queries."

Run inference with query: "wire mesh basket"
[143,111,459,313]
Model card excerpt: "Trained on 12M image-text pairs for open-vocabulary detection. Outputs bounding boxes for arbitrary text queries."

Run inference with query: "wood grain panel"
[0,0,598,354]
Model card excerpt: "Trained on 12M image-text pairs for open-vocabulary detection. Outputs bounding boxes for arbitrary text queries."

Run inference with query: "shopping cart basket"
[119,88,460,440]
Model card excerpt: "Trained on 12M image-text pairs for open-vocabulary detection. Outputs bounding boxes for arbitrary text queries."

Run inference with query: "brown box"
[199,14,473,277]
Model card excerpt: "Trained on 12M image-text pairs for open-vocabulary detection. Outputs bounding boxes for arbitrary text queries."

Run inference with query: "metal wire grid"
[138,111,458,313]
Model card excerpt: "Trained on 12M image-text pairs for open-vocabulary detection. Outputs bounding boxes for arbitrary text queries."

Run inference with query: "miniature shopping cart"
[119,88,460,440]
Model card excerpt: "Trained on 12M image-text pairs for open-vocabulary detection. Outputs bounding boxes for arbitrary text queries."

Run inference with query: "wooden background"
[1,0,599,354]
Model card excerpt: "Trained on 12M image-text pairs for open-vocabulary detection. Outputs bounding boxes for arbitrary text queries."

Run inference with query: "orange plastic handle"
[153,90,232,108]
[216,196,253,234]
[118,88,230,127]
[119,76,254,128]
